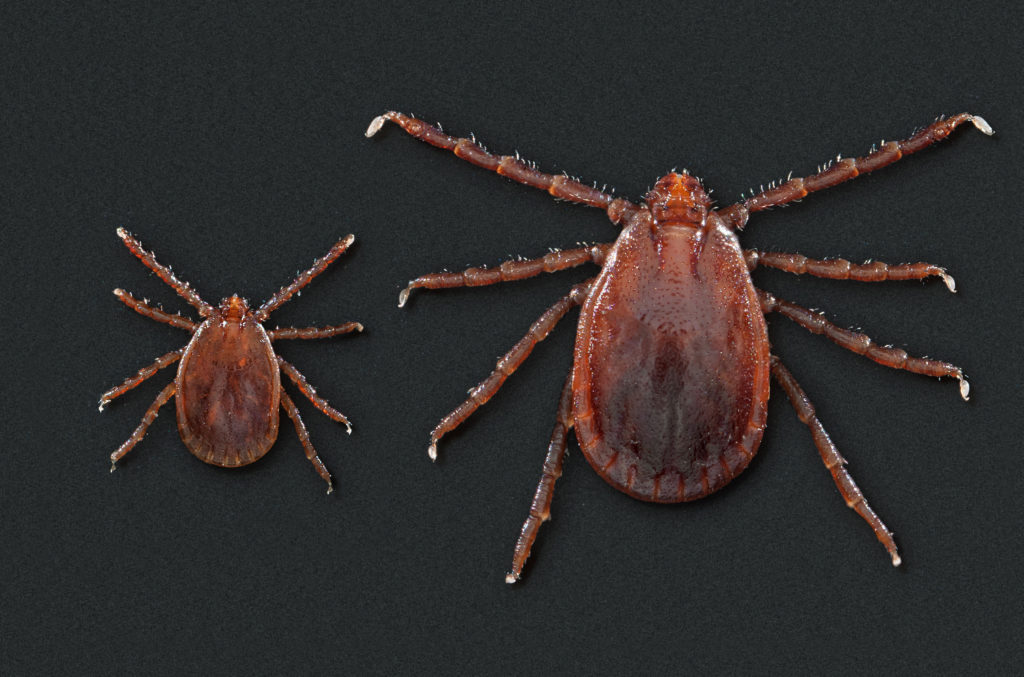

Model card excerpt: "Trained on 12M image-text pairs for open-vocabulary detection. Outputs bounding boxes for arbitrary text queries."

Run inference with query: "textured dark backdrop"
[4,3,1022,674]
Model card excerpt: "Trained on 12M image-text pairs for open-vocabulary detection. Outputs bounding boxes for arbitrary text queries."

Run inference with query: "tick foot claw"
[940,272,956,293]
[969,115,994,136]
[958,376,970,401]
[365,115,387,138]
[505,572,519,584]
[428,441,438,462]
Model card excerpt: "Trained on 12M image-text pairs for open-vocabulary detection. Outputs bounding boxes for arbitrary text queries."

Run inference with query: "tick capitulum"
[100,229,363,493]
[368,110,992,581]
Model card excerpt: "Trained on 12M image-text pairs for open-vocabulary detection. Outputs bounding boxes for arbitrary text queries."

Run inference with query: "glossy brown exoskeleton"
[100,229,362,492]
[368,111,992,581]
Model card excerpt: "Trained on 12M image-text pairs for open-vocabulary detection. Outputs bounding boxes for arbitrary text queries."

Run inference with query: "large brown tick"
[100,229,362,493]
[368,111,993,582]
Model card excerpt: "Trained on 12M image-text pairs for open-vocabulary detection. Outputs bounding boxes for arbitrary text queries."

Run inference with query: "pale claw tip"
[397,287,411,308]
[113,288,124,296]
[970,115,994,136]
[941,273,956,293]
[354,323,364,333]
[98,402,105,412]
[505,573,519,584]
[109,462,117,473]
[959,377,970,401]
[428,442,438,462]
[326,483,334,495]
[365,115,386,138]
[345,423,353,435]
[892,554,902,567]
[116,227,128,238]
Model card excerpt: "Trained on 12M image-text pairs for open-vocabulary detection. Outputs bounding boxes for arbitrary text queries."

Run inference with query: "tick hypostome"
[100,229,363,493]
[368,110,992,582]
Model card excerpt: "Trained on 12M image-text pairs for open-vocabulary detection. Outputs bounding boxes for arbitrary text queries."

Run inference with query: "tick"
[367,111,993,581]
[100,229,363,492]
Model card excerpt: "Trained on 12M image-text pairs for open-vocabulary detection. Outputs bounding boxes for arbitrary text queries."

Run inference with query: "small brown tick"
[100,229,362,493]
[368,111,992,581]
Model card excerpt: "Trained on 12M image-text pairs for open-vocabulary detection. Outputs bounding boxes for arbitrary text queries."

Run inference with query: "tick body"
[101,230,363,492]
[369,110,992,581]
[575,175,770,502]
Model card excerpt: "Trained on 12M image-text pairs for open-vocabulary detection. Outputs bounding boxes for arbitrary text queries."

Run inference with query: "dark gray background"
[4,3,1022,674]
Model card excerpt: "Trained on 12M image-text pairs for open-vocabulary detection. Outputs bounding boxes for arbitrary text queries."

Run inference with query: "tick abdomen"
[573,214,770,503]
[175,316,281,467]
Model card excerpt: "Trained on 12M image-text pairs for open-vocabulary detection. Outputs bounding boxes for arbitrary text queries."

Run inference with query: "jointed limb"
[428,280,593,461]
[117,228,213,317]
[256,235,355,322]
[718,113,993,229]
[770,355,900,566]
[398,245,609,307]
[277,357,352,434]
[280,389,334,493]
[113,288,198,330]
[507,372,575,584]
[367,112,640,225]
[109,381,177,471]
[759,290,968,400]
[99,348,184,411]
[268,322,363,340]
[745,250,955,292]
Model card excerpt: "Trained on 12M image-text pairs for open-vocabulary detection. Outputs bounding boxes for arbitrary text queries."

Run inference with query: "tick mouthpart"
[646,172,712,223]
[219,294,251,320]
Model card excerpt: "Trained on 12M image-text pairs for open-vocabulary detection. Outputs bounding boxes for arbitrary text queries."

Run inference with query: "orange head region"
[645,172,711,226]
[218,294,251,322]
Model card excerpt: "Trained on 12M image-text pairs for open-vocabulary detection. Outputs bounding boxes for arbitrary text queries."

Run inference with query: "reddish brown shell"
[175,313,281,467]
[572,177,771,502]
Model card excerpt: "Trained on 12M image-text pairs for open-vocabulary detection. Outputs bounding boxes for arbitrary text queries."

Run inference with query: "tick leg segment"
[366,111,640,225]
[745,250,955,292]
[113,288,198,329]
[718,113,994,229]
[269,322,363,340]
[277,356,353,434]
[398,245,609,307]
[109,381,177,471]
[769,355,900,566]
[507,373,574,584]
[117,228,213,317]
[280,389,334,493]
[428,280,593,461]
[256,235,355,322]
[100,348,184,411]
[759,290,969,400]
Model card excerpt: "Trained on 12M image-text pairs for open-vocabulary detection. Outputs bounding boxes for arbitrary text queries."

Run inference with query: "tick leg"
[366,112,640,226]
[428,280,593,461]
[759,290,969,400]
[99,348,184,411]
[398,245,609,307]
[769,355,900,566]
[109,381,176,472]
[269,322,363,340]
[255,235,355,322]
[280,389,334,493]
[718,113,994,229]
[277,356,352,434]
[507,372,574,584]
[117,229,213,317]
[113,288,198,330]
[745,250,955,292]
